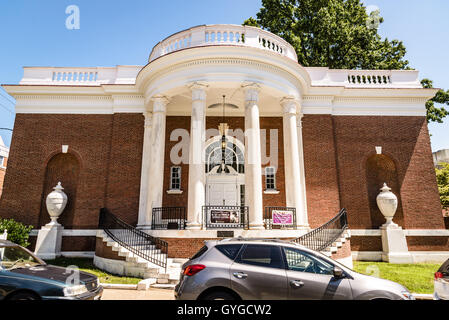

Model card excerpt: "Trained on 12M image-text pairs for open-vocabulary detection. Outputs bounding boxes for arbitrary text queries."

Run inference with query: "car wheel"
[202,291,236,301]
[8,292,40,301]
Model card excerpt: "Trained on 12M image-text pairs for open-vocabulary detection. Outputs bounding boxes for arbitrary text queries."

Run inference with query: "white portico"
[135,25,310,232]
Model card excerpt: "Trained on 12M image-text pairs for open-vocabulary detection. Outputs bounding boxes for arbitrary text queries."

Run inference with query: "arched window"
[205,138,244,174]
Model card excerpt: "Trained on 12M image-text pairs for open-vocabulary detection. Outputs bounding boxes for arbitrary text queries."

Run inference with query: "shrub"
[0,218,33,248]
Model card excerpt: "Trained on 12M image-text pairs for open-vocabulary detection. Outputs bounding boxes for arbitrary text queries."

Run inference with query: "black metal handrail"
[264,206,297,229]
[292,208,348,252]
[98,208,168,270]
[152,207,187,230]
[203,205,249,229]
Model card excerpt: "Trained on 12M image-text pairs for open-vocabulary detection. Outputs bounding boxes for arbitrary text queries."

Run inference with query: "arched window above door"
[205,138,244,174]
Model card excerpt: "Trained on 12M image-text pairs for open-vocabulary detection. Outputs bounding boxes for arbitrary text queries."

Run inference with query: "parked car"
[0,240,103,300]
[434,258,449,300]
[175,238,415,300]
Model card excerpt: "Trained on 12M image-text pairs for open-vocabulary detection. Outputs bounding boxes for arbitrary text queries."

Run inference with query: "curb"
[412,293,433,300]
[100,283,138,290]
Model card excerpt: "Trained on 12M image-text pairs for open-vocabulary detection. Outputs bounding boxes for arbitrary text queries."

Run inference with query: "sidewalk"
[102,288,175,300]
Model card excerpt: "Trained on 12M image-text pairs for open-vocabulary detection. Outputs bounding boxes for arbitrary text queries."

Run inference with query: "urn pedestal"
[376,183,412,264]
[35,182,68,260]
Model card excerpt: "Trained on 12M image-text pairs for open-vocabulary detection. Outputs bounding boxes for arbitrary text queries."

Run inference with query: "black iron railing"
[292,208,348,252]
[203,205,249,229]
[98,208,168,270]
[152,207,187,230]
[264,206,297,229]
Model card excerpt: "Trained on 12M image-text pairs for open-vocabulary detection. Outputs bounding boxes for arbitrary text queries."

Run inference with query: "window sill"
[166,190,183,195]
[264,189,280,195]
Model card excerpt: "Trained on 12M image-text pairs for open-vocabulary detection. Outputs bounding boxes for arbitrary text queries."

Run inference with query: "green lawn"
[44,257,142,285]
[353,261,440,294]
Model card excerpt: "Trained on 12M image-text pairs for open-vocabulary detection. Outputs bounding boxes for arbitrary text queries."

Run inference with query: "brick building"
[0,25,447,266]
[0,136,8,199]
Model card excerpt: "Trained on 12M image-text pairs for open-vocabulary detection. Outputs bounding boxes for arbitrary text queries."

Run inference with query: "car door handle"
[290,280,304,288]
[233,272,248,279]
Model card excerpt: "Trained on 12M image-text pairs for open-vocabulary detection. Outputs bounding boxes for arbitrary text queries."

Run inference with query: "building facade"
[0,136,8,199]
[0,25,447,262]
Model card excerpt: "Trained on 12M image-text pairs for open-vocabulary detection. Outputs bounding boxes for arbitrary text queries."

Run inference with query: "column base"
[186,223,203,230]
[136,225,152,231]
[249,224,265,230]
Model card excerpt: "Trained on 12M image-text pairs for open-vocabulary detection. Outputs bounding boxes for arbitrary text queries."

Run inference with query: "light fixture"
[221,95,227,152]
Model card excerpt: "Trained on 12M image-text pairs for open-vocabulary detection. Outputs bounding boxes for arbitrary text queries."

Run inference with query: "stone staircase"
[320,229,351,257]
[95,230,185,286]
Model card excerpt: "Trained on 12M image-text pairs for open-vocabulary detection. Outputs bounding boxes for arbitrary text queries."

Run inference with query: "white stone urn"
[376,183,398,228]
[45,182,68,226]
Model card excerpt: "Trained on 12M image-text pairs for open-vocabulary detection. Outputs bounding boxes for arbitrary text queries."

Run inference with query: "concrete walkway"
[102,288,175,300]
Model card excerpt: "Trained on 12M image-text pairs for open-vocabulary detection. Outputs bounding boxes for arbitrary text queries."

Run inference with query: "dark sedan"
[0,240,103,300]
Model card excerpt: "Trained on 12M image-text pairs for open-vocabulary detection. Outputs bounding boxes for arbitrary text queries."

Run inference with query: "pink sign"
[272,210,294,225]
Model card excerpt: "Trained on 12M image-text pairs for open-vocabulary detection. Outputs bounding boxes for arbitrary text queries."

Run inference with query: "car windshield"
[0,246,44,270]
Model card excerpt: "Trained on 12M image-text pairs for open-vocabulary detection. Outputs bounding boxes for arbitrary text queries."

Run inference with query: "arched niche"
[365,154,403,228]
[39,153,80,229]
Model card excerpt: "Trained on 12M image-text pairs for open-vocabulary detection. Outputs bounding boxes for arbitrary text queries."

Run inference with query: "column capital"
[242,83,261,102]
[151,95,170,113]
[188,82,209,101]
[281,96,301,114]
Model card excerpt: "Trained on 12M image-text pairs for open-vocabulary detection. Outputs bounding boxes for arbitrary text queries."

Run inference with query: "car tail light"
[435,272,444,280]
[184,264,206,276]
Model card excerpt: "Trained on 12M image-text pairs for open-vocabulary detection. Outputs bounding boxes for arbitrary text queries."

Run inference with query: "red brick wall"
[0,114,114,229]
[350,236,383,251]
[162,116,191,208]
[406,236,449,251]
[105,114,144,225]
[332,240,352,259]
[332,116,444,230]
[302,115,341,228]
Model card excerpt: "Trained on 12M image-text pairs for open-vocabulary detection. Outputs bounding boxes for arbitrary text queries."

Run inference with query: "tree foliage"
[436,163,449,209]
[0,218,33,248]
[244,0,448,123]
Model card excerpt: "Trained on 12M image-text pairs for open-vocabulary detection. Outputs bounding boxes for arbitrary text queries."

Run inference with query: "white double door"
[208,183,239,206]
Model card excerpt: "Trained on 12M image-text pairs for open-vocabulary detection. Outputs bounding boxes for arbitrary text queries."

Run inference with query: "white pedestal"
[34,223,63,260]
[380,224,412,264]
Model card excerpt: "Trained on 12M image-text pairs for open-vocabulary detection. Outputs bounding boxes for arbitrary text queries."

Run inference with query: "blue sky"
[0,0,448,151]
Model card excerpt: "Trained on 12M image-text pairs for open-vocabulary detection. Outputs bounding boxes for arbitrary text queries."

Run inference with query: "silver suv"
[174,238,414,300]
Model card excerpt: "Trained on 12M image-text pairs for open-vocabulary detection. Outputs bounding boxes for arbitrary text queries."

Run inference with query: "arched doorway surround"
[205,135,245,207]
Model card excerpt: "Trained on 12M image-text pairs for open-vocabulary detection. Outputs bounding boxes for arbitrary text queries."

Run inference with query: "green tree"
[0,218,33,247]
[244,0,448,123]
[436,163,449,209]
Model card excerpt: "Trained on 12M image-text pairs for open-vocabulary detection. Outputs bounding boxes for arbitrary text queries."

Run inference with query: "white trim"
[143,229,309,238]
[351,229,449,237]
[30,229,98,237]
[61,251,95,258]
[264,190,280,195]
[166,190,183,195]
[352,251,449,263]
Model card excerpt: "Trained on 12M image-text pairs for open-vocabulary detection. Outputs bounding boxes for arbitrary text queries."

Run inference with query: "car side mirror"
[333,266,344,278]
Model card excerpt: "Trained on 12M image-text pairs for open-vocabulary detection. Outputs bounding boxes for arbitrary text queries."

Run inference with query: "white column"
[137,111,152,227]
[243,83,264,230]
[281,97,308,229]
[142,95,169,229]
[296,112,309,228]
[186,82,208,230]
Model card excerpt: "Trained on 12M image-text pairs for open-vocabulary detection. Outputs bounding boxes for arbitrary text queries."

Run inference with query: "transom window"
[265,167,276,190]
[205,139,244,174]
[170,166,181,190]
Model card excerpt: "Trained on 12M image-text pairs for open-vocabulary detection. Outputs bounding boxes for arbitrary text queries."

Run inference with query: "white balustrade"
[347,70,392,86]
[149,24,298,62]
